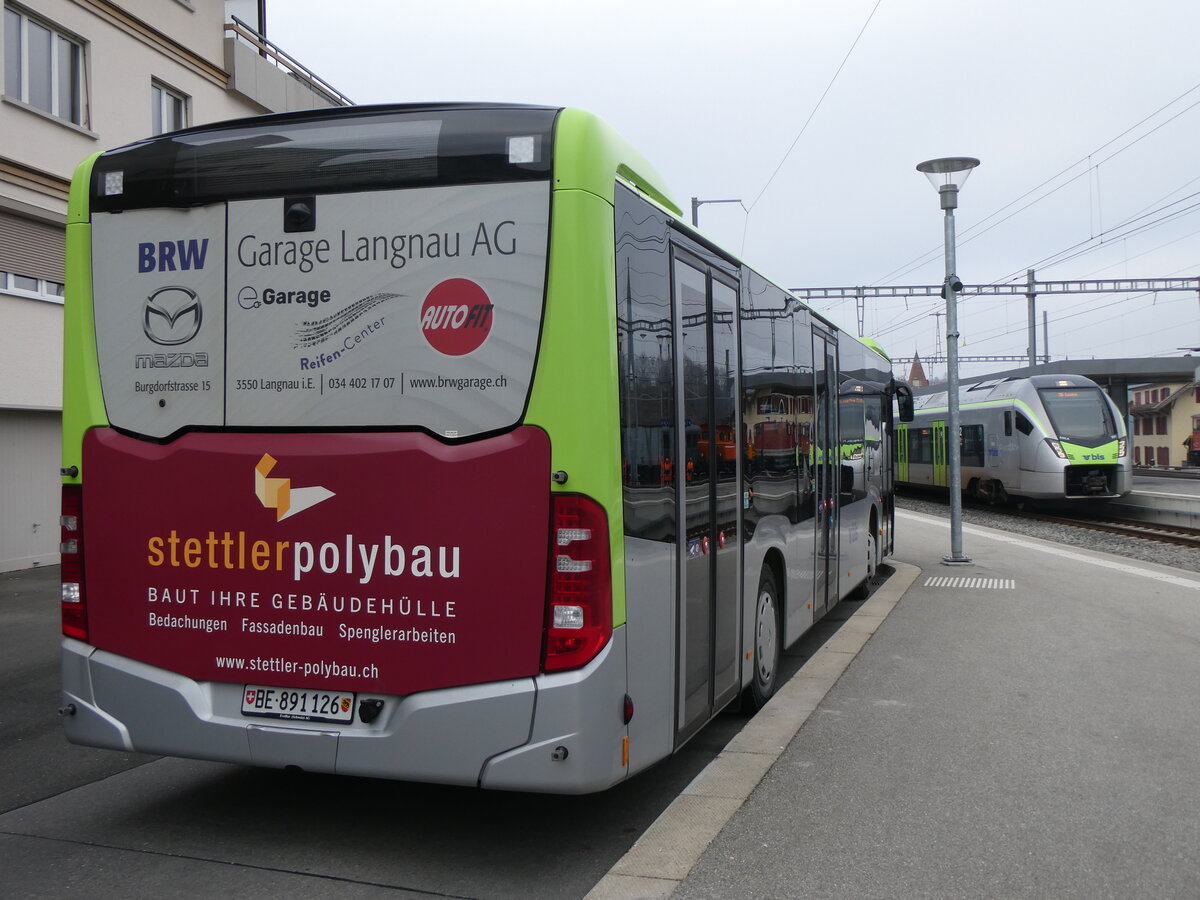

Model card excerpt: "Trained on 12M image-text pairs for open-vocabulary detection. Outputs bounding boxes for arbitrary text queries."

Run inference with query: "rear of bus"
[59,104,633,792]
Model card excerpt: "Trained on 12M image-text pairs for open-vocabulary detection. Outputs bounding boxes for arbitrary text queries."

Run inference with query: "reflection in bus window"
[740,272,814,529]
[616,185,675,542]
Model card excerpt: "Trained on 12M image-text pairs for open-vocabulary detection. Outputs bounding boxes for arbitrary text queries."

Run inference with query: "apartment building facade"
[1,0,347,571]
[1128,381,1200,468]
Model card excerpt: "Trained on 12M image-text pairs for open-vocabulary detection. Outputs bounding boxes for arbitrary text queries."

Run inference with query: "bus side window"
[1004,411,1013,436]
[1014,412,1033,436]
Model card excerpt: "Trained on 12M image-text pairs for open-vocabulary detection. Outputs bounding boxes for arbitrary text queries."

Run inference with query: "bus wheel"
[747,567,782,710]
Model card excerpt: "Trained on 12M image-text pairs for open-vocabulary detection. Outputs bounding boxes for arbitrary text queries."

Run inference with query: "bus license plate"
[241,685,355,723]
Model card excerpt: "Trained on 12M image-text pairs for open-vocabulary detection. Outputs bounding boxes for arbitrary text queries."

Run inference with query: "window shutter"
[0,211,65,283]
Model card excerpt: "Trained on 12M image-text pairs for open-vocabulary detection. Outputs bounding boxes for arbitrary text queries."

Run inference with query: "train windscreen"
[1038,388,1118,444]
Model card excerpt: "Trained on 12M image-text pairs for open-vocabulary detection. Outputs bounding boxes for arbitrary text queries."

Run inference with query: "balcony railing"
[225,16,354,108]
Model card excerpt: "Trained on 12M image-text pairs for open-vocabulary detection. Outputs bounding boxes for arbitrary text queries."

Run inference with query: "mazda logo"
[144,286,202,345]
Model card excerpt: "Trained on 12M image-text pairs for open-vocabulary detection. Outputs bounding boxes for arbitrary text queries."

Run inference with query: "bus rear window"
[91,105,557,211]
[90,181,550,439]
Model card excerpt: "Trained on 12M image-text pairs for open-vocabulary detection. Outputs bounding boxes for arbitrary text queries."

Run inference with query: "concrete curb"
[584,561,921,900]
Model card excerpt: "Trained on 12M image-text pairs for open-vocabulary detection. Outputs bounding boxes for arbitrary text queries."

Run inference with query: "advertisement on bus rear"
[91,182,549,439]
[81,427,551,695]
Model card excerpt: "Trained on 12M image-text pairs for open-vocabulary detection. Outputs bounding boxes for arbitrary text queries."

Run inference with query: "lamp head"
[916,157,980,190]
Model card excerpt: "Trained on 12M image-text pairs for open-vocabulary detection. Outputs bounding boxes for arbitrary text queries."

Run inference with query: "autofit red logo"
[420,279,493,356]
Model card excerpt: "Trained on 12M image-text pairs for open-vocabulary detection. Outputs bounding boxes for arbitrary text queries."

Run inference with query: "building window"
[151,80,187,134]
[1159,446,1170,467]
[4,5,88,126]
[1134,446,1141,465]
[0,269,64,303]
[1157,416,1168,435]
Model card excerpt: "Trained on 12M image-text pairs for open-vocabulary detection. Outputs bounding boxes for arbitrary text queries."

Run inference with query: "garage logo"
[292,292,399,349]
[420,279,494,356]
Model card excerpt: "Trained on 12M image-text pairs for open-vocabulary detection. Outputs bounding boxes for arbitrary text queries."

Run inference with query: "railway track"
[1001,507,1200,550]
[899,487,1200,551]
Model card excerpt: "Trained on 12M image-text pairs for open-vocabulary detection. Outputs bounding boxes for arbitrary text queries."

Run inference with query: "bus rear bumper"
[60,630,629,792]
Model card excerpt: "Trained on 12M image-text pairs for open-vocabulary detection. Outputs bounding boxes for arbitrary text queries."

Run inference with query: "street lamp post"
[916,156,979,565]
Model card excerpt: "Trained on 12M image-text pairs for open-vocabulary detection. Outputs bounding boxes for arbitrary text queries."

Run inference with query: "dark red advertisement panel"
[82,427,551,695]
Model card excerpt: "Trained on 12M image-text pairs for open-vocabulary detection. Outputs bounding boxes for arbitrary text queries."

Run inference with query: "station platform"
[590,509,1200,899]
[1115,473,1200,527]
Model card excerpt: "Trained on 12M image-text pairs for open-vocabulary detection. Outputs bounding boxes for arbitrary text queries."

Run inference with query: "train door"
[812,328,839,617]
[672,249,741,745]
[932,420,948,487]
[896,423,909,482]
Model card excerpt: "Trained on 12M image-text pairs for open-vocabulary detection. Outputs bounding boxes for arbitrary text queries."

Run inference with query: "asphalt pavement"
[4,508,1199,899]
[598,509,1200,898]
[0,564,154,814]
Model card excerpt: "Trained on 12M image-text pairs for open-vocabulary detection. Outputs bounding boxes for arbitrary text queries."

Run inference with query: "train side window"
[961,424,985,467]
[911,428,933,464]
[1004,411,1013,436]
[1014,412,1033,435]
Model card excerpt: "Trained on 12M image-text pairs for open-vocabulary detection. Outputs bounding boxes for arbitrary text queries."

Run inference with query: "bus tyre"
[747,567,782,711]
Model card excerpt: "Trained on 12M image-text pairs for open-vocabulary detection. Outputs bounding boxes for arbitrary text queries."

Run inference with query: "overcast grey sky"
[266,0,1200,380]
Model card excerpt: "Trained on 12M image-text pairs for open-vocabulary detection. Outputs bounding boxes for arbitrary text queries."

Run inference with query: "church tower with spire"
[907,351,929,388]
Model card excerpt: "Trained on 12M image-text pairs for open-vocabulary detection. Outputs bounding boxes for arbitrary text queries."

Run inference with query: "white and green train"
[897,374,1131,502]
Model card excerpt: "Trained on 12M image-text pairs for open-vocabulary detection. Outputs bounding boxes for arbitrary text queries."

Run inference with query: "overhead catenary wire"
[775,40,1200,365]
[999,194,1200,279]
[962,259,1200,354]
[872,82,1200,286]
[868,191,1200,352]
[1078,225,1200,279]
[910,255,1200,363]
[745,0,885,213]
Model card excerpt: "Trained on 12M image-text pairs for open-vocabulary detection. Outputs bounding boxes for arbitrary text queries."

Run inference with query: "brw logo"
[255,454,334,521]
[139,239,209,273]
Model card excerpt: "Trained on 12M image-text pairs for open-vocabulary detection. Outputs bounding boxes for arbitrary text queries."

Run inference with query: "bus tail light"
[60,483,88,641]
[544,494,611,673]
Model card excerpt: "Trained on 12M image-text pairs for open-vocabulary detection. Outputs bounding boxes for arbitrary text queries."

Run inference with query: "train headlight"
[1045,439,1069,460]
[1117,438,1127,457]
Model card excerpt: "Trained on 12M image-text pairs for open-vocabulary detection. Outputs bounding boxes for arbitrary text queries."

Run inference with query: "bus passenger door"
[812,329,839,617]
[865,395,888,550]
[672,251,741,745]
